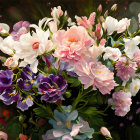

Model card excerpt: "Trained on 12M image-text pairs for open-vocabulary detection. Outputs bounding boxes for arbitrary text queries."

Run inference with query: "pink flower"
[4,57,18,68]
[74,56,117,94]
[97,4,102,12]
[70,124,83,137]
[100,127,112,138]
[53,26,93,64]
[51,6,63,19]
[134,49,140,66]
[75,12,96,30]
[95,23,103,40]
[117,18,130,33]
[0,131,8,140]
[115,56,137,81]
[112,91,132,116]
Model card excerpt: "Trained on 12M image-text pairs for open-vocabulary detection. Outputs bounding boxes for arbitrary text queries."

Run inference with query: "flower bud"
[100,127,112,138]
[111,4,117,11]
[97,4,102,12]
[104,10,109,18]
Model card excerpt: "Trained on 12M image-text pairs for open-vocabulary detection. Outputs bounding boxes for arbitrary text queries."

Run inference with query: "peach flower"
[53,26,93,64]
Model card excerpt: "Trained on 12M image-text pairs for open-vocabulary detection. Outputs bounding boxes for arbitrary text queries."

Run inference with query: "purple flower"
[0,70,13,93]
[0,88,19,105]
[0,88,33,111]
[11,21,30,41]
[38,74,67,102]
[115,56,137,81]
[17,65,34,91]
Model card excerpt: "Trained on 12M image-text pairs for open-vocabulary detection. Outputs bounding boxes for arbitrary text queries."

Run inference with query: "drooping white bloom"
[103,47,122,61]
[129,78,140,96]
[103,16,118,35]
[14,29,53,73]
[124,36,140,59]
[0,36,17,55]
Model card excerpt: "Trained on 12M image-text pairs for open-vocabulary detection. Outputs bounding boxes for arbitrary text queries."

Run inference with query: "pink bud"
[97,4,102,12]
[4,57,18,68]
[111,4,117,11]
[104,10,108,17]
[100,127,112,138]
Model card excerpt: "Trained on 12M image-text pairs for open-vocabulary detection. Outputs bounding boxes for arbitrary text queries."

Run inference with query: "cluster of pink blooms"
[74,56,117,94]
[112,91,132,116]
[115,56,137,81]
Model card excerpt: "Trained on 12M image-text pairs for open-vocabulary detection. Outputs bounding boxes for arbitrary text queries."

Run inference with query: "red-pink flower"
[75,12,96,30]
[74,56,117,94]
[112,91,132,116]
[115,56,137,81]
[53,26,93,64]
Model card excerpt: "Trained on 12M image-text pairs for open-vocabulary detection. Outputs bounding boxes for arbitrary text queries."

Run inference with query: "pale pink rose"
[51,6,63,19]
[70,124,83,137]
[117,18,130,33]
[53,26,93,64]
[111,4,117,11]
[0,131,8,140]
[100,127,112,138]
[134,49,140,66]
[75,12,96,30]
[115,56,137,81]
[4,57,18,68]
[112,91,132,116]
[74,56,117,94]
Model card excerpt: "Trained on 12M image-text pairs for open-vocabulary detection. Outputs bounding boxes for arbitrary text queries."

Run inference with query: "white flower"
[0,36,16,55]
[117,18,130,33]
[103,16,118,35]
[124,36,140,59]
[103,16,130,35]
[14,29,53,73]
[129,78,140,96]
[0,23,10,34]
[138,13,140,27]
[103,47,122,61]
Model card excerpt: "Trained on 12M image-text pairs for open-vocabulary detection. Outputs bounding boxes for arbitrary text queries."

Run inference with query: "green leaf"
[6,118,22,139]
[33,107,52,118]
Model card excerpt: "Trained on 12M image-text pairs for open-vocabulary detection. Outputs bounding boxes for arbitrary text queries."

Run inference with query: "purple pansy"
[11,21,30,41]
[0,88,33,111]
[17,65,35,91]
[0,70,13,93]
[38,74,67,102]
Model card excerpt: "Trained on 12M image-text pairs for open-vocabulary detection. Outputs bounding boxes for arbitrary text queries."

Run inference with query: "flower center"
[134,85,138,91]
[67,38,78,43]
[32,42,40,50]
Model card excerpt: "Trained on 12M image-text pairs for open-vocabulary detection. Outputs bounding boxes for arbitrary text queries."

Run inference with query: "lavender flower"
[11,21,30,41]
[38,74,67,102]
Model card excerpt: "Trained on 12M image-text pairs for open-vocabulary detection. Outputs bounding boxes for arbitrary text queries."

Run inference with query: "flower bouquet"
[0,4,140,140]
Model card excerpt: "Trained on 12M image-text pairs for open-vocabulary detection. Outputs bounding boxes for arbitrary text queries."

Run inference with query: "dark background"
[0,0,140,26]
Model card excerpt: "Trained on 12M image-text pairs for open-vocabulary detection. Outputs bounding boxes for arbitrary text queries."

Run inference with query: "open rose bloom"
[0,4,140,140]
